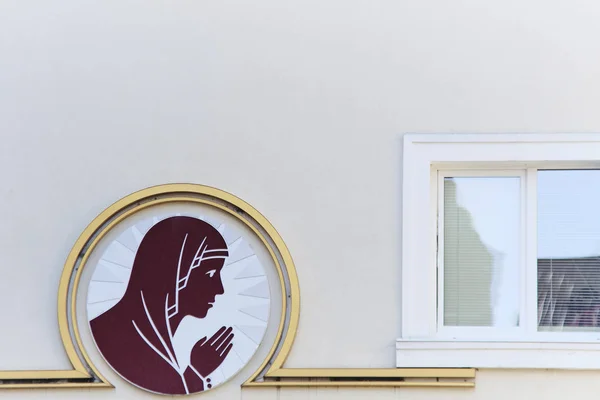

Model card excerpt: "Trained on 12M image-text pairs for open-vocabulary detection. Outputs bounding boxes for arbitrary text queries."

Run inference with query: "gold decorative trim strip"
[245,381,474,388]
[0,383,113,389]
[265,368,476,379]
[0,370,88,380]
[243,367,475,388]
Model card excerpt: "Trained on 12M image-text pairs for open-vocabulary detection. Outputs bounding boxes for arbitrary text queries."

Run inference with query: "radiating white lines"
[100,258,132,270]
[131,226,144,245]
[237,309,268,323]
[88,297,121,305]
[91,279,126,284]
[232,348,245,363]
[238,280,269,299]
[238,293,269,300]
[114,239,135,253]
[226,237,243,255]
[234,274,265,280]
[234,325,259,345]
[224,254,255,267]
[227,236,242,247]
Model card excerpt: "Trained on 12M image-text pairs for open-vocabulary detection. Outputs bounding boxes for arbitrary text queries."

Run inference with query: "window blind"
[443,177,520,327]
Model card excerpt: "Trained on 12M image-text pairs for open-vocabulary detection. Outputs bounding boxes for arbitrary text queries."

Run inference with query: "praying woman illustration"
[90,216,234,395]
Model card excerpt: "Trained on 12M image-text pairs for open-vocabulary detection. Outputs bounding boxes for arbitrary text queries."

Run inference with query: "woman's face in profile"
[178,257,226,319]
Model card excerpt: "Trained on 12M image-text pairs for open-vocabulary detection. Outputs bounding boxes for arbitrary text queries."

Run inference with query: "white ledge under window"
[396,340,600,369]
[399,133,600,370]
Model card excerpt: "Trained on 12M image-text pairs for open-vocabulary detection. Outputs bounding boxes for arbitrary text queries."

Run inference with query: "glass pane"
[538,170,600,332]
[443,177,521,327]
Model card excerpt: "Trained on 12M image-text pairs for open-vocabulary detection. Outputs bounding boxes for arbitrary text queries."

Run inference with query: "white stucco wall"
[1,0,600,398]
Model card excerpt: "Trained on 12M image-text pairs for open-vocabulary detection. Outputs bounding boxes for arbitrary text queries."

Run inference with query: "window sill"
[396,339,600,369]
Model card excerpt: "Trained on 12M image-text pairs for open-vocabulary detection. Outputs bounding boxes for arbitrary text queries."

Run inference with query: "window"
[398,134,600,369]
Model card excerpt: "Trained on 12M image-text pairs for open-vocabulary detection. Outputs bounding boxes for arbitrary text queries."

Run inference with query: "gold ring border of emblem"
[0,184,475,389]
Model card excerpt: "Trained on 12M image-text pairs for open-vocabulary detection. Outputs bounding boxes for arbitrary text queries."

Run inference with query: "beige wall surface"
[1,0,600,398]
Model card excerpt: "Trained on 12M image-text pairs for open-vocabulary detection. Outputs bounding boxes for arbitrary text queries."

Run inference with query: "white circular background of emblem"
[84,203,272,394]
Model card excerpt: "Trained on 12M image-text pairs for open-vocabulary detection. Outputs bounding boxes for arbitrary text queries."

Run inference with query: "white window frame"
[398,133,600,369]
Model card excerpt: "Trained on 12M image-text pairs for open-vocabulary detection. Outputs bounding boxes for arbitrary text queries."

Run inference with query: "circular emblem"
[87,210,271,394]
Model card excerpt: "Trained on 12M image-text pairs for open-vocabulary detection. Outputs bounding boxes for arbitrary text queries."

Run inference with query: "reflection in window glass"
[443,177,520,327]
[538,171,600,332]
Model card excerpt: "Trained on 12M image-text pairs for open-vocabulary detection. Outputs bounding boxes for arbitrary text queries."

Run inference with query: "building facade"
[2,1,600,399]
